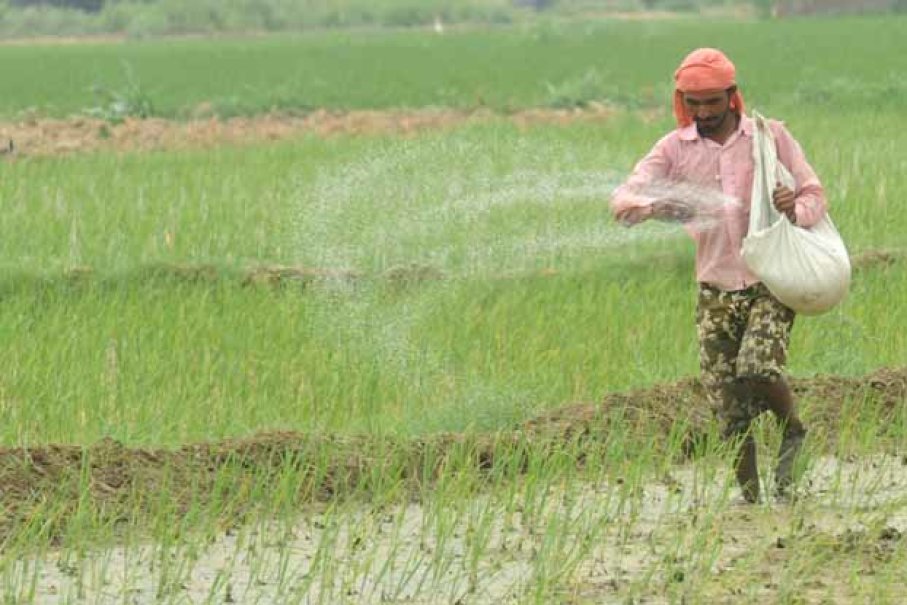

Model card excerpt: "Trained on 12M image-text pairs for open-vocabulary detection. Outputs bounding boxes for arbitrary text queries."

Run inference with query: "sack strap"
[749,111,795,235]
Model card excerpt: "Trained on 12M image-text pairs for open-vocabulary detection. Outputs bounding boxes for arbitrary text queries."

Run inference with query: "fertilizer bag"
[741,112,851,315]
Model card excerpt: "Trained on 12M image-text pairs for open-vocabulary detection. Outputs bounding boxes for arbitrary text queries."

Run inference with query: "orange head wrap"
[672,47,745,128]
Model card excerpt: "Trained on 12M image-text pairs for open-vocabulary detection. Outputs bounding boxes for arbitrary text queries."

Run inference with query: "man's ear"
[727,85,738,98]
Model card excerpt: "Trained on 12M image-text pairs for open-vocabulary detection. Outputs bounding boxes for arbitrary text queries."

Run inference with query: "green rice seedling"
[304,505,347,601]
[202,568,233,605]
[417,503,454,588]
[520,485,598,602]
[460,496,497,594]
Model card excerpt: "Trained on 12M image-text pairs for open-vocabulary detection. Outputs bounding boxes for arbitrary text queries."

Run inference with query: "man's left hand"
[772,184,797,223]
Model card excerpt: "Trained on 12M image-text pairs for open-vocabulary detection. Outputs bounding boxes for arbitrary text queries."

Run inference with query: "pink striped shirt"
[610,115,827,291]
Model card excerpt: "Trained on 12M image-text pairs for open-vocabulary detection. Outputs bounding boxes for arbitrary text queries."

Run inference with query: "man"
[611,48,827,503]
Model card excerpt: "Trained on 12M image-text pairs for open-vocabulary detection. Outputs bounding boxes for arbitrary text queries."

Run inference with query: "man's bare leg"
[734,433,760,503]
[749,376,806,496]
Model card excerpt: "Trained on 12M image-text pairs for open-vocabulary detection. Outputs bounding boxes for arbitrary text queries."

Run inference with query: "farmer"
[610,48,827,502]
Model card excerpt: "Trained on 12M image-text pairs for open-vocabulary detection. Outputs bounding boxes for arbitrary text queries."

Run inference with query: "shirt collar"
[678,113,753,141]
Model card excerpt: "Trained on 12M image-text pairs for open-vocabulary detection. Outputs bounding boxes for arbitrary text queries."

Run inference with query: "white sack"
[741,112,851,315]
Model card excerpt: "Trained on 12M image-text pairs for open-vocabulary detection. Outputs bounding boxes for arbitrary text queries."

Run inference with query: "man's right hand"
[651,199,695,223]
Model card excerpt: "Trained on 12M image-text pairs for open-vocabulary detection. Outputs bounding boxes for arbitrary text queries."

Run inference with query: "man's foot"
[774,426,806,499]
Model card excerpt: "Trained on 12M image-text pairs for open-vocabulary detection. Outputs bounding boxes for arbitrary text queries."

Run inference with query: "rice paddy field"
[0,13,905,604]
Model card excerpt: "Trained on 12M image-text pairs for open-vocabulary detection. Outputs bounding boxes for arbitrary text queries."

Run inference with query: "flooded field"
[6,451,905,603]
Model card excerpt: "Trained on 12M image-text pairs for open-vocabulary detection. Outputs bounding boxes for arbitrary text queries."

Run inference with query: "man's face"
[682,89,733,136]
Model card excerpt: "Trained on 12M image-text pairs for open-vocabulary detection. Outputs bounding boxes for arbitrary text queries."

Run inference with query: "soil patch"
[0,106,624,158]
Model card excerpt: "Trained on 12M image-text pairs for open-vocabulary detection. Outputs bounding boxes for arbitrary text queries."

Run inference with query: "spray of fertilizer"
[288,138,732,281]
[614,178,735,232]
[287,137,735,425]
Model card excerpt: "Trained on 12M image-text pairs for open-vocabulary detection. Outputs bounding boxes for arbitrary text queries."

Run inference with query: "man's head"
[681,86,737,136]
[673,48,744,131]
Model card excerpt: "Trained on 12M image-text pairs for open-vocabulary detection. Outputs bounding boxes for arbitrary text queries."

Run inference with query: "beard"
[695,109,731,136]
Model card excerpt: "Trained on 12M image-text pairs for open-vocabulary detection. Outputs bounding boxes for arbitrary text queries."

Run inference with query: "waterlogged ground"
[0,368,904,603]
[7,454,905,604]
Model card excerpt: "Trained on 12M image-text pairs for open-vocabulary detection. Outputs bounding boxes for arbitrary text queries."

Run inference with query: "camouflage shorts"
[697,282,796,438]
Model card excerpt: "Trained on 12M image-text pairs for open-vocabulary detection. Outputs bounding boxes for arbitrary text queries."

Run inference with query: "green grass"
[0,15,905,118]
[0,111,904,445]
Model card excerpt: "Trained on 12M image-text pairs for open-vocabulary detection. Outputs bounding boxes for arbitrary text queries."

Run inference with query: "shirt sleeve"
[610,133,675,225]
[772,121,827,228]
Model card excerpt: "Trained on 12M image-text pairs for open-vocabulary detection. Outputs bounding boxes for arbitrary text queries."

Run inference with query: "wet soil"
[13,454,907,603]
[1,366,904,544]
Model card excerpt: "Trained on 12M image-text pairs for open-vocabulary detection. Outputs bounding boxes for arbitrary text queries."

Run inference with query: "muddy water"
[8,454,905,604]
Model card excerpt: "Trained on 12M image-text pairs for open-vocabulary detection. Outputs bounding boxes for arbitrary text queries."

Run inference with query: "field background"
[1,17,905,118]
[0,10,905,604]
[1,15,904,445]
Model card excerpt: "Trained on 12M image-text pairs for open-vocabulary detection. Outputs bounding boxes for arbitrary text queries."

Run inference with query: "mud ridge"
[523,366,907,445]
[0,366,904,543]
[0,106,626,157]
[0,262,439,295]
[850,248,907,270]
[3,248,903,294]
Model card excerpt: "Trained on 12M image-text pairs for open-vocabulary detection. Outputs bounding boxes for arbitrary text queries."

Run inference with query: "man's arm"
[771,121,827,227]
[610,134,676,225]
